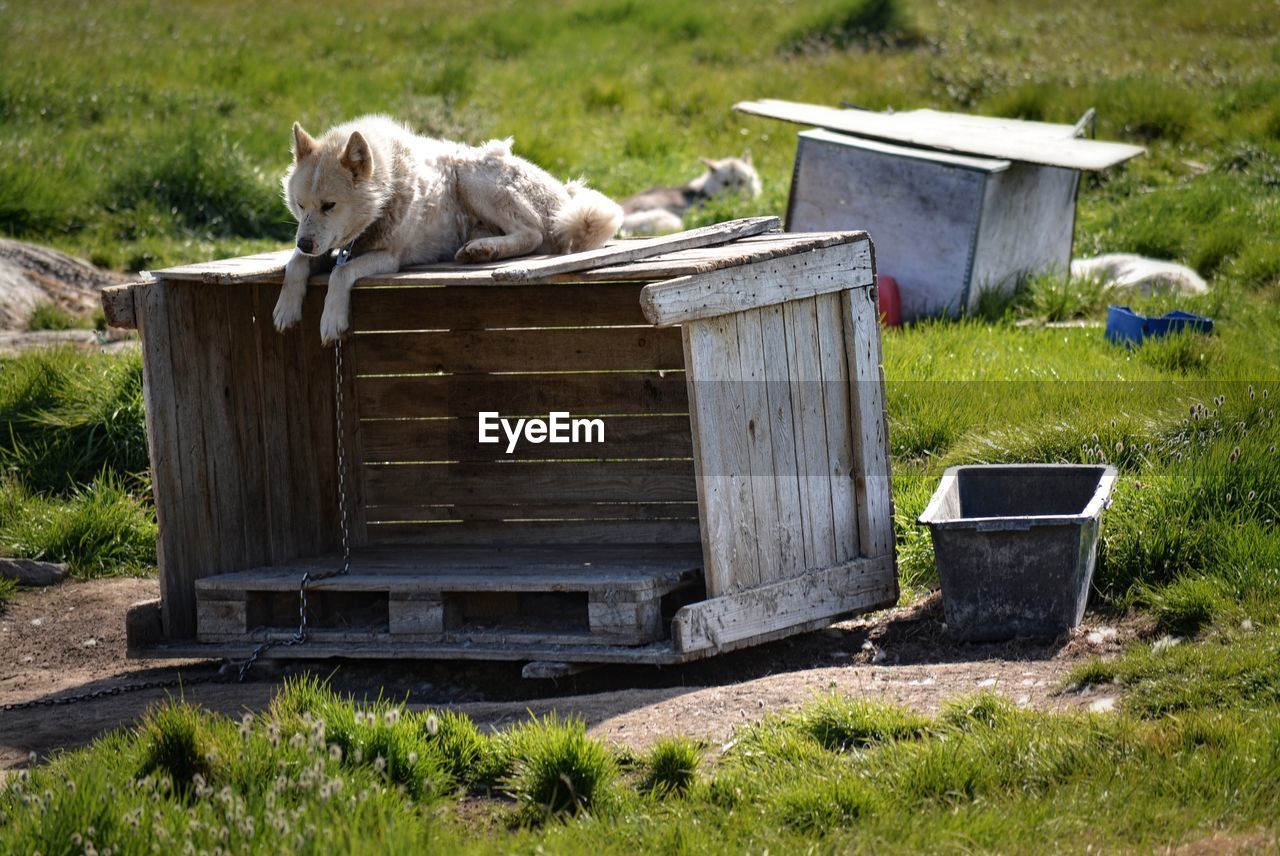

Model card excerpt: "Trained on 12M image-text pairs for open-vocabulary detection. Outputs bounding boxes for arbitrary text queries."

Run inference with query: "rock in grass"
[0,557,70,586]
[0,239,124,331]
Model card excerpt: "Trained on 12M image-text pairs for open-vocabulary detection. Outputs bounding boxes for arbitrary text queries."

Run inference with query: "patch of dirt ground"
[0,578,1142,772]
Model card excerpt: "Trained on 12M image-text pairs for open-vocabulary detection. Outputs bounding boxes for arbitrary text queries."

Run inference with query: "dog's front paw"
[272,292,305,332]
[455,240,500,264]
[319,304,350,345]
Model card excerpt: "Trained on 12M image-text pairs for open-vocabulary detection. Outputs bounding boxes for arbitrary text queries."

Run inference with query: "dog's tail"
[554,180,624,253]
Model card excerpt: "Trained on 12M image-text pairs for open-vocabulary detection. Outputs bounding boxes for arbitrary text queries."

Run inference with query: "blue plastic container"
[1106,305,1214,347]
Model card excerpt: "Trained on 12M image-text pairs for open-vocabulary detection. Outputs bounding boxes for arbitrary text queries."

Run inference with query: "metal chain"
[235,336,353,680]
[2,674,222,712]
[3,338,355,711]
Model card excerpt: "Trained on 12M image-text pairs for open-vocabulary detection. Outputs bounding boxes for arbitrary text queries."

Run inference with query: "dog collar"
[334,241,356,267]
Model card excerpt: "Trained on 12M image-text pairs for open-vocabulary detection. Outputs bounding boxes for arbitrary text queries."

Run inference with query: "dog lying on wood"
[620,155,762,236]
[275,115,623,343]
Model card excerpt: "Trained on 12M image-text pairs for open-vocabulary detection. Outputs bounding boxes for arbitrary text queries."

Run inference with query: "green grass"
[0,348,148,495]
[797,695,932,750]
[3,683,1278,853]
[0,349,154,578]
[502,714,618,821]
[0,475,156,578]
[639,737,702,797]
[2,0,1279,279]
[1068,623,1280,718]
[0,576,16,613]
[25,303,93,332]
[780,0,923,53]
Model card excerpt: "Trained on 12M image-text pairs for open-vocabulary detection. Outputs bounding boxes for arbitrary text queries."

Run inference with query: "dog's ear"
[292,122,317,161]
[742,150,753,165]
[340,131,374,180]
[699,156,718,170]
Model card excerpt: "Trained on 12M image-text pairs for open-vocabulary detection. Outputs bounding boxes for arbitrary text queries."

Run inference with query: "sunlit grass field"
[2,0,1279,280]
[2,0,1279,850]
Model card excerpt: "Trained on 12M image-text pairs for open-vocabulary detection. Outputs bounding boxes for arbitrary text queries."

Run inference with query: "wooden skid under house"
[103,219,898,670]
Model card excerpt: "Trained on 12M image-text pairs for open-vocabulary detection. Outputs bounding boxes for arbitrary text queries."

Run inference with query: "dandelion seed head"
[426,714,439,737]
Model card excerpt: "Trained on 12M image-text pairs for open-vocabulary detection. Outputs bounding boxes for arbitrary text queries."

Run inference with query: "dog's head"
[282,122,383,257]
[698,154,762,200]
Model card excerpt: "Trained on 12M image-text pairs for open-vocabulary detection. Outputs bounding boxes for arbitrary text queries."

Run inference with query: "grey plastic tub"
[918,464,1119,641]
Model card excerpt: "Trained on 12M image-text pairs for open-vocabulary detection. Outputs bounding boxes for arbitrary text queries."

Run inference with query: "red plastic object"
[876,275,903,327]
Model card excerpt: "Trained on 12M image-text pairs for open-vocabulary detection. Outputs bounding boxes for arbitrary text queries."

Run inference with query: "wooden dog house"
[103,220,897,671]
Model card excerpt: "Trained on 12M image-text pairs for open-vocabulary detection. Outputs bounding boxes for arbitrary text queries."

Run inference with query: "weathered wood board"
[672,555,897,654]
[678,243,876,597]
[735,99,1145,170]
[492,216,780,281]
[640,235,874,326]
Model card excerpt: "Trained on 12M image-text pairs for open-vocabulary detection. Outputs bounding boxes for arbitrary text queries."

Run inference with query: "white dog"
[620,155,762,236]
[275,115,623,343]
[1071,253,1208,295]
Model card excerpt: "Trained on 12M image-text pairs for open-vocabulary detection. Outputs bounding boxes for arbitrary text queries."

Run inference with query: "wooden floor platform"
[194,545,704,650]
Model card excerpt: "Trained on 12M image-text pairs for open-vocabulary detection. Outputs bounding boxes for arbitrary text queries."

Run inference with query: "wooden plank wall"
[138,280,347,638]
[348,283,701,546]
[682,284,894,597]
[844,286,896,557]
